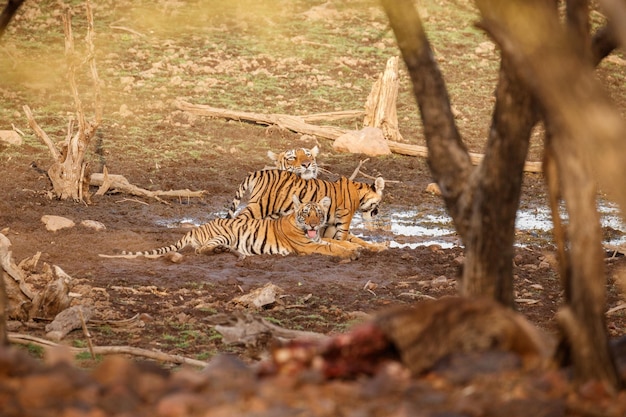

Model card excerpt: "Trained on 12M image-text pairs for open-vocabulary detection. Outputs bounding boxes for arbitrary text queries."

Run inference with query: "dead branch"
[178,100,543,173]
[22,105,60,161]
[8,332,209,368]
[176,100,348,140]
[349,158,370,180]
[24,4,102,202]
[212,313,327,347]
[88,312,146,327]
[45,305,94,342]
[90,172,206,202]
[299,110,363,122]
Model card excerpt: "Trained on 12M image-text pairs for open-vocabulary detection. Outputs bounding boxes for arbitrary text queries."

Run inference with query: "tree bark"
[0,272,8,346]
[461,54,538,306]
[363,56,404,142]
[476,0,623,390]
[0,0,25,38]
[381,0,538,307]
[379,0,473,225]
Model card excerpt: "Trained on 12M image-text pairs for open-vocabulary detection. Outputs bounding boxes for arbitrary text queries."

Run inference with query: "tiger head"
[359,177,385,220]
[268,145,319,180]
[291,194,330,241]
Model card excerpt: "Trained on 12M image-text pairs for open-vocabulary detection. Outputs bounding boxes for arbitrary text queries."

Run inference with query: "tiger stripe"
[226,170,385,241]
[103,196,362,260]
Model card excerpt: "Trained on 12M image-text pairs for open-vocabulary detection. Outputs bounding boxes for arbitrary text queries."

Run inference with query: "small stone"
[80,220,106,231]
[0,130,22,146]
[41,215,75,232]
[432,276,448,286]
[425,183,441,195]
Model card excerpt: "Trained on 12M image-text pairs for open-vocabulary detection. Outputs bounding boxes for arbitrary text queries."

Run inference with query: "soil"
[1,1,626,416]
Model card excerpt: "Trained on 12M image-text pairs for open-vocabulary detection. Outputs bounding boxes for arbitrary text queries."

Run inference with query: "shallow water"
[351,199,626,249]
[157,201,626,250]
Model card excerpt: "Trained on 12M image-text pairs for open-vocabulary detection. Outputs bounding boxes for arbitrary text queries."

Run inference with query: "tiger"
[99,195,362,260]
[267,145,319,179]
[226,169,388,252]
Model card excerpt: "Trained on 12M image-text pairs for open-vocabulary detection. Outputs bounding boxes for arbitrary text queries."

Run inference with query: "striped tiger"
[99,195,362,260]
[226,170,387,251]
[267,145,319,179]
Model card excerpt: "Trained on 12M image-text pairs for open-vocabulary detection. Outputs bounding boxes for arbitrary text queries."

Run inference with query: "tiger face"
[292,194,330,242]
[267,145,319,180]
[358,176,385,221]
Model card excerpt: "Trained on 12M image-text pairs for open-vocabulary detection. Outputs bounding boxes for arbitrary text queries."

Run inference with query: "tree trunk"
[0,272,8,346]
[24,6,101,203]
[475,0,624,389]
[551,132,621,388]
[381,0,537,308]
[363,56,404,142]
[382,0,623,389]
[461,54,538,306]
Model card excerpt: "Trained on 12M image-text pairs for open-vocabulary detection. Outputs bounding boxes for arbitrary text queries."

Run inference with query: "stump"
[363,56,404,142]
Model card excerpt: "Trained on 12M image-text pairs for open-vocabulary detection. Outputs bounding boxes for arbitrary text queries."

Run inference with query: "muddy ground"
[2,124,626,415]
[1,0,626,415]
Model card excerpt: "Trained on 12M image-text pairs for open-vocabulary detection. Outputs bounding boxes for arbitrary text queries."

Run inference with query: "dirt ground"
[2,124,626,415]
[1,0,626,415]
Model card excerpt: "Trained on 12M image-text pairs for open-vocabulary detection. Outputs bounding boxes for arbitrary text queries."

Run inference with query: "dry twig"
[8,332,209,368]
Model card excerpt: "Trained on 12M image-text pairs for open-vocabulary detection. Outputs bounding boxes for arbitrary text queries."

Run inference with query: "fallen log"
[90,167,206,202]
[176,100,348,140]
[177,100,543,173]
[45,304,94,342]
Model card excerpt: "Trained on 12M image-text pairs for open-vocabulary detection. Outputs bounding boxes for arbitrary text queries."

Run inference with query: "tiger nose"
[301,161,311,168]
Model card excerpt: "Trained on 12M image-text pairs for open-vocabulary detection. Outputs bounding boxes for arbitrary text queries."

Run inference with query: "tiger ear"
[267,150,278,161]
[292,194,302,209]
[319,196,331,211]
[374,177,385,194]
[310,145,320,157]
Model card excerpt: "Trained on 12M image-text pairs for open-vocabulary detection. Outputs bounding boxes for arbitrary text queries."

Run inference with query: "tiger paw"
[349,247,362,261]
[366,241,389,252]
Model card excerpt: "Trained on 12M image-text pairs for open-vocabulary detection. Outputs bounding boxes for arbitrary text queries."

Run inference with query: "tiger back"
[267,145,319,180]
[226,170,385,241]
[100,195,361,260]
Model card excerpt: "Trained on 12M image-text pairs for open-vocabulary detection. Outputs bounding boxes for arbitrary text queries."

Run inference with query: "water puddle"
[351,199,626,249]
[156,201,626,250]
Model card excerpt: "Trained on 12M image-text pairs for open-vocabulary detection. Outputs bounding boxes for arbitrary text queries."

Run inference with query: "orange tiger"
[99,195,362,260]
[267,145,319,179]
[226,170,387,251]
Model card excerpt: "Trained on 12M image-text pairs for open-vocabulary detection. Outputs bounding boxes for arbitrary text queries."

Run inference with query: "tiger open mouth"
[306,229,318,239]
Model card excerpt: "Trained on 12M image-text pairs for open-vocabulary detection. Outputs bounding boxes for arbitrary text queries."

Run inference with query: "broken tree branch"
[178,100,543,173]
[90,172,206,202]
[8,332,209,368]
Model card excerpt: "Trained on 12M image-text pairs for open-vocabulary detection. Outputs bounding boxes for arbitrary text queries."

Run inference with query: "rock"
[0,130,22,146]
[475,41,495,56]
[41,215,75,232]
[332,127,391,156]
[432,276,448,286]
[232,282,284,309]
[80,219,106,231]
[425,183,441,195]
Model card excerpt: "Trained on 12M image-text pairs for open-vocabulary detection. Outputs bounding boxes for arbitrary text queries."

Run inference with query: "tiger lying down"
[227,169,388,252]
[99,195,363,261]
[267,145,319,180]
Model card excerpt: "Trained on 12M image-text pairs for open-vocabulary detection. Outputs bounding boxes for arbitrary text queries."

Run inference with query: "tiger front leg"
[346,233,389,252]
[320,238,362,260]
